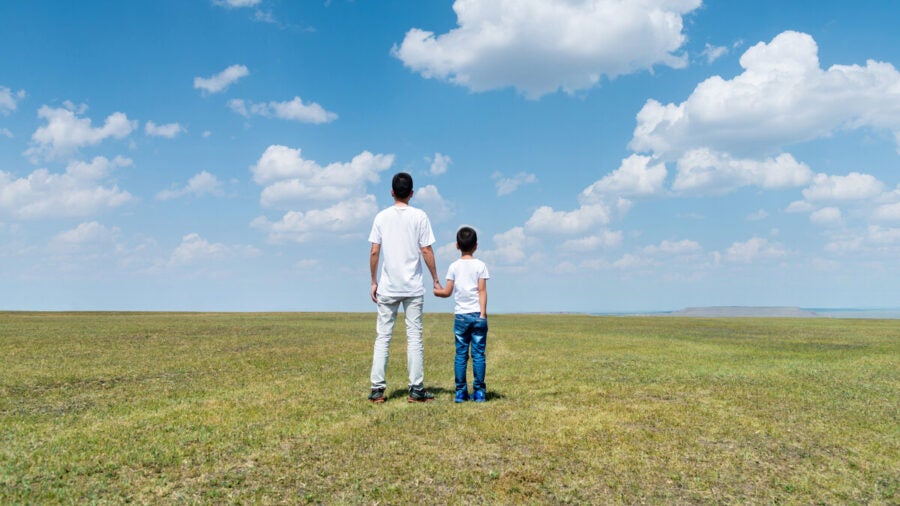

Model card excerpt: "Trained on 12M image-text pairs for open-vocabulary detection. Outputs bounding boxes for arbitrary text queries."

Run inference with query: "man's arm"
[434,279,454,298]
[370,243,381,303]
[478,278,488,319]
[420,245,441,290]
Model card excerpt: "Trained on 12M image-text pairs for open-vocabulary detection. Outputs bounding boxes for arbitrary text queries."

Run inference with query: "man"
[368,172,441,403]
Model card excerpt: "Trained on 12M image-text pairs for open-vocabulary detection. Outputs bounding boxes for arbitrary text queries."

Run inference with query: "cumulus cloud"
[0,86,26,115]
[874,201,900,221]
[26,104,136,161]
[194,64,249,94]
[719,237,787,263]
[493,171,537,196]
[228,96,337,124]
[801,172,885,202]
[252,195,378,243]
[480,226,532,265]
[810,206,843,226]
[213,0,261,7]
[145,121,185,138]
[0,156,133,219]
[53,221,119,246]
[643,239,702,256]
[393,0,700,99]
[672,148,813,195]
[580,154,667,200]
[700,43,728,64]
[414,184,453,222]
[429,152,451,176]
[251,145,394,208]
[560,231,622,252]
[630,31,900,159]
[526,203,612,235]
[156,171,224,200]
[169,232,260,266]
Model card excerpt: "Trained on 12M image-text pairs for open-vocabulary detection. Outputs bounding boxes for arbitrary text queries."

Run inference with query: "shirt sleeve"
[446,262,456,281]
[419,214,436,248]
[480,261,490,280]
[368,215,381,244]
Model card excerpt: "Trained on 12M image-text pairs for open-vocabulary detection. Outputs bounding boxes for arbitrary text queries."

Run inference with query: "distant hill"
[669,306,819,318]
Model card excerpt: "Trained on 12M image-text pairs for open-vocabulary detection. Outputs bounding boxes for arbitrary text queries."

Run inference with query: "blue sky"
[1,0,899,312]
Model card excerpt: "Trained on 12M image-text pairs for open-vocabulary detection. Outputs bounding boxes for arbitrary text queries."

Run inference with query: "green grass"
[1,312,898,504]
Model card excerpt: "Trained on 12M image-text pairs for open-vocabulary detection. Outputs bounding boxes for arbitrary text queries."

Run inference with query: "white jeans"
[370,294,425,389]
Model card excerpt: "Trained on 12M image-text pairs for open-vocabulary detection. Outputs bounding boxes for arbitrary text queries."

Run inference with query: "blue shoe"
[454,390,469,403]
[474,390,486,403]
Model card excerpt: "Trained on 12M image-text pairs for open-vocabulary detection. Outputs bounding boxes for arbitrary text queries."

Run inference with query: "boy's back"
[446,258,489,315]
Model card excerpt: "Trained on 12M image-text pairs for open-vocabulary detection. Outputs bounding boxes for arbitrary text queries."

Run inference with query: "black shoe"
[368,387,386,403]
[407,385,435,403]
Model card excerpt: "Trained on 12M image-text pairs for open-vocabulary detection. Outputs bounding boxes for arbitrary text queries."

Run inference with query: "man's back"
[369,205,434,297]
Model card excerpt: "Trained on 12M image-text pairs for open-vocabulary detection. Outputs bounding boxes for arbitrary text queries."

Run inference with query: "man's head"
[391,172,413,201]
[456,226,477,254]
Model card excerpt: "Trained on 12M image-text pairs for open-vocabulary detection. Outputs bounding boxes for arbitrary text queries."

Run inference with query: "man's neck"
[393,199,410,207]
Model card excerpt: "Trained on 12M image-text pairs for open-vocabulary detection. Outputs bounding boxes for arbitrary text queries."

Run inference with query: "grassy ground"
[1,312,897,504]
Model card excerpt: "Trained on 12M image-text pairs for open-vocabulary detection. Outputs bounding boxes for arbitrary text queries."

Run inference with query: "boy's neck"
[459,252,474,259]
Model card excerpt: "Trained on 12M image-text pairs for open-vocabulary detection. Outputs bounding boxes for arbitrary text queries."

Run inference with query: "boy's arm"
[434,279,454,298]
[369,243,381,303]
[478,278,488,318]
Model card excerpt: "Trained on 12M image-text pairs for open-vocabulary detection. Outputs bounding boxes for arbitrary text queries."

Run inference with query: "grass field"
[1,312,898,504]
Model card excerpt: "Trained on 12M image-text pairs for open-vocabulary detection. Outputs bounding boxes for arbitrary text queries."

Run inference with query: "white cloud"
[194,64,249,94]
[251,145,394,208]
[252,195,378,243]
[580,154,667,200]
[867,225,900,244]
[643,239,702,256]
[526,203,611,235]
[145,121,185,138]
[480,226,532,265]
[721,237,787,263]
[560,231,622,252]
[630,31,900,158]
[53,221,119,246]
[613,253,654,270]
[0,128,12,139]
[0,156,133,220]
[213,0,261,7]
[672,148,813,195]
[493,171,537,196]
[810,206,842,226]
[429,152,452,176]
[0,86,26,115]
[157,171,224,200]
[229,96,337,124]
[801,172,885,202]
[26,104,136,161]
[393,0,700,99]
[874,202,900,221]
[747,209,768,221]
[169,233,260,266]
[414,184,453,222]
[700,43,728,64]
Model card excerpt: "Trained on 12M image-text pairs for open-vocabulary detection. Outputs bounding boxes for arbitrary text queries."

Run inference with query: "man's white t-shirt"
[369,205,435,297]
[445,258,490,314]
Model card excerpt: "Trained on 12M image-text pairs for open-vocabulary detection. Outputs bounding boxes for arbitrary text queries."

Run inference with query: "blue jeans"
[453,313,487,393]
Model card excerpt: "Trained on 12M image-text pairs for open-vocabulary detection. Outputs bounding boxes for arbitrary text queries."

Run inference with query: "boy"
[434,226,490,403]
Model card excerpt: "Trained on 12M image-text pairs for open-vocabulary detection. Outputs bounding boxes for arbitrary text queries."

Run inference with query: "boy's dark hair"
[457,226,477,253]
[392,172,413,199]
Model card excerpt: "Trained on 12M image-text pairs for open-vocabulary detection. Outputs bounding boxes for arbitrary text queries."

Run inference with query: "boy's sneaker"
[474,390,486,403]
[454,390,470,403]
[407,385,435,403]
[368,387,386,404]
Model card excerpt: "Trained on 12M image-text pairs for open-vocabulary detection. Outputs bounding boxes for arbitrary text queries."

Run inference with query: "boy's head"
[456,226,478,254]
[391,172,413,200]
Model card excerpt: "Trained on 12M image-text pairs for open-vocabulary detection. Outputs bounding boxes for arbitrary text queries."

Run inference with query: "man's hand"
[370,283,378,303]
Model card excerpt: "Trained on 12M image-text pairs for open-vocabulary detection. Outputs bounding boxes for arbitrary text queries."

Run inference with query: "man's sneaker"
[474,390,486,403]
[455,390,470,403]
[408,385,435,403]
[368,387,386,404]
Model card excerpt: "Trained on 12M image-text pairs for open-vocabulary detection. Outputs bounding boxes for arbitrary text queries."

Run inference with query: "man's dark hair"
[457,226,478,253]
[392,172,413,199]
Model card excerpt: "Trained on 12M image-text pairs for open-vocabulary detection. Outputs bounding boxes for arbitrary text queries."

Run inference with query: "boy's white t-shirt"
[368,205,435,297]
[446,258,490,314]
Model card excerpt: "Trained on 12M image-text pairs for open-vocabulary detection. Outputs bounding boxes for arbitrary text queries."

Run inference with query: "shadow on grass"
[380,387,507,402]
